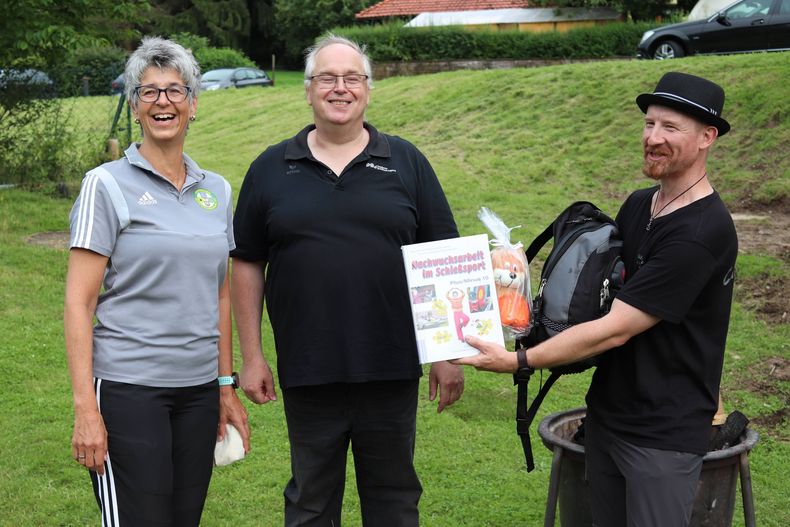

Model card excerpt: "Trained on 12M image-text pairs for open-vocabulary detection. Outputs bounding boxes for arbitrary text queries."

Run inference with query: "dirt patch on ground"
[739,357,790,439]
[731,210,790,261]
[731,210,790,325]
[26,231,70,251]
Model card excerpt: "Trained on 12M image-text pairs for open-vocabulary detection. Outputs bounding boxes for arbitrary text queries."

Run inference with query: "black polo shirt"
[232,123,459,388]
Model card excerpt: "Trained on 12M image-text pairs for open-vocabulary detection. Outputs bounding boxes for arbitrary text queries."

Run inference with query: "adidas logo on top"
[138,191,158,206]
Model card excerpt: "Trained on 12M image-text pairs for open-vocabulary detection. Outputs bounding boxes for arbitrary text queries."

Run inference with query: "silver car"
[200,68,273,91]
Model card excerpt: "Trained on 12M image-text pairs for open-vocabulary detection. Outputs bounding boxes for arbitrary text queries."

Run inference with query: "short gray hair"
[303,34,373,89]
[124,36,200,108]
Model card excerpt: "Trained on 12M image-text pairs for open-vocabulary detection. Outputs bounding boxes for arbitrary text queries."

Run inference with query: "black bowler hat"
[636,72,730,136]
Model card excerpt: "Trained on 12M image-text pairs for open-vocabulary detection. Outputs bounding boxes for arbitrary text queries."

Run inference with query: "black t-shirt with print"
[586,186,737,455]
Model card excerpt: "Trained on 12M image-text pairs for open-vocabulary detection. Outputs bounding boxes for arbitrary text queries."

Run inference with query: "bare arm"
[216,267,250,451]
[454,299,660,373]
[63,248,108,475]
[231,258,277,404]
[527,299,660,368]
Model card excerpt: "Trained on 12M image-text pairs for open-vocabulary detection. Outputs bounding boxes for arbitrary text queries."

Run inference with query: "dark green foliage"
[146,0,251,49]
[194,47,258,71]
[53,46,128,97]
[0,95,72,188]
[0,0,146,67]
[619,0,697,20]
[170,32,257,73]
[171,31,213,52]
[528,1,698,20]
[274,0,376,66]
[335,22,655,62]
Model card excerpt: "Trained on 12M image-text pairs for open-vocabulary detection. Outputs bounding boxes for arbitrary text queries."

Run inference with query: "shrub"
[0,91,73,188]
[54,46,128,97]
[333,21,655,62]
[171,32,258,73]
[171,32,211,53]
[193,47,257,72]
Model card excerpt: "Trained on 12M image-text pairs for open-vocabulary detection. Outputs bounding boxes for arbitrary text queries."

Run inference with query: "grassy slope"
[0,54,787,526]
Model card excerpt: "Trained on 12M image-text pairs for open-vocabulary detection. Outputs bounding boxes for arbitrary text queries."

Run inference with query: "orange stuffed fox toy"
[479,206,532,336]
[491,248,531,332]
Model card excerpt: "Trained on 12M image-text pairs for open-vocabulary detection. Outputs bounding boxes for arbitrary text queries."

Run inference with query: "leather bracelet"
[514,348,534,382]
[517,348,530,370]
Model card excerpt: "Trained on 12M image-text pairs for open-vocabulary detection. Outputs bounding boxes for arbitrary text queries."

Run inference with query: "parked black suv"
[637,0,790,59]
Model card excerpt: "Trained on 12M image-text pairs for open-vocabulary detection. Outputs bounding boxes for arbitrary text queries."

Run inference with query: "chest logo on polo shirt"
[193,188,218,210]
[366,162,396,173]
[137,191,158,206]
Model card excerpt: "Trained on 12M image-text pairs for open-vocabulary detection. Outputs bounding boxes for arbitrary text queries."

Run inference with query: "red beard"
[642,147,674,180]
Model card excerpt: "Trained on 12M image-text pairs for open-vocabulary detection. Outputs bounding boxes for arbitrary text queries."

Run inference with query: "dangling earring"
[134,117,140,124]
[189,115,196,122]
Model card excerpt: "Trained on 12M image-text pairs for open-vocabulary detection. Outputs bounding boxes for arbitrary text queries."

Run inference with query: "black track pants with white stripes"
[89,379,219,527]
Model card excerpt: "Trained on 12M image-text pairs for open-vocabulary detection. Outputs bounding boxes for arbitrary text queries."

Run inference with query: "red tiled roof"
[357,0,533,19]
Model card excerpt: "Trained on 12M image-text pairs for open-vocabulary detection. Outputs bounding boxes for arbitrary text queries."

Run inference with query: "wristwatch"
[218,372,239,389]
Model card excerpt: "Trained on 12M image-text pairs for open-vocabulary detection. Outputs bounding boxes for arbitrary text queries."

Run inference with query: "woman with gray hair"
[64,36,249,526]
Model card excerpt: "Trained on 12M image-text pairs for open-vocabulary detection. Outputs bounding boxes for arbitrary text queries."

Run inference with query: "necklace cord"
[646,172,707,231]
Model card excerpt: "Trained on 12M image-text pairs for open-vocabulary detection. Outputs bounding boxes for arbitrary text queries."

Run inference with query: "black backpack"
[514,201,625,471]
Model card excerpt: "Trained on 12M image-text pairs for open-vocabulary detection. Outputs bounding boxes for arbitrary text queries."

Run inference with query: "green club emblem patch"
[194,188,218,210]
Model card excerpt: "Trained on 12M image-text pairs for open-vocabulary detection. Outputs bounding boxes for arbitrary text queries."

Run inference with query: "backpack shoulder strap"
[525,200,605,263]
[514,370,562,472]
[525,222,553,264]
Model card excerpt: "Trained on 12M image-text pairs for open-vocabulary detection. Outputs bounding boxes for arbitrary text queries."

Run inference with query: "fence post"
[125,100,132,147]
[109,93,133,150]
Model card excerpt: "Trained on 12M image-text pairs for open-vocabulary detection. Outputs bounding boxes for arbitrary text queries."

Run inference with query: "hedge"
[45,35,258,98]
[331,21,655,62]
[171,33,258,73]
[193,47,257,72]
[51,45,128,97]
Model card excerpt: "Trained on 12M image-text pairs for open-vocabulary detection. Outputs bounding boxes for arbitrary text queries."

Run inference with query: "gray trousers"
[585,416,703,527]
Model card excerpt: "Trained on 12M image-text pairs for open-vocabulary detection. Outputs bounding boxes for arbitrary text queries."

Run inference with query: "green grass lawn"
[1,55,788,526]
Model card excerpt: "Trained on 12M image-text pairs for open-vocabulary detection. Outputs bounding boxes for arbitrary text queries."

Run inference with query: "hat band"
[653,91,718,116]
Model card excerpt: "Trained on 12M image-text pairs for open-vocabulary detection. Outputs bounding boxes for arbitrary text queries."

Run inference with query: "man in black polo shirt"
[231,34,463,526]
[456,72,738,527]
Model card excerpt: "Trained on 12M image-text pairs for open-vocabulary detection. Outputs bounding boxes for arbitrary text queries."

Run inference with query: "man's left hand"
[428,361,464,413]
[451,335,518,373]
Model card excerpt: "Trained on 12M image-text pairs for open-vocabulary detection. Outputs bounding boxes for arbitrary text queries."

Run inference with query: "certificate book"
[401,234,505,364]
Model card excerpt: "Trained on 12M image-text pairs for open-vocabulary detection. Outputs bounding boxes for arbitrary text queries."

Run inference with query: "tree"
[274,0,375,66]
[0,0,148,67]
[142,1,278,69]
[531,1,697,21]
[0,1,149,189]
[146,0,251,49]
[246,0,278,67]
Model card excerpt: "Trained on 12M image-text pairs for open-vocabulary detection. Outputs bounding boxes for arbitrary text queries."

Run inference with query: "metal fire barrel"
[537,407,759,527]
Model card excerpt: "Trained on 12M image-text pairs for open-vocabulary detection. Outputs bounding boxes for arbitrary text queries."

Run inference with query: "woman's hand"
[218,388,251,453]
[72,406,108,475]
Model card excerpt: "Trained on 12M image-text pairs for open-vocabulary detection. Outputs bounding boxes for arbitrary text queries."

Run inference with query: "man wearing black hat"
[456,72,737,526]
